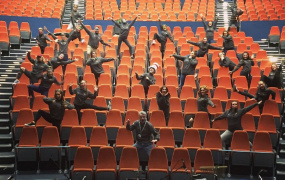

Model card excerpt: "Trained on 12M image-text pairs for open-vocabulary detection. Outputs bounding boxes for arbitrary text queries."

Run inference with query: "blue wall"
[0,15,285,40]
[0,16,60,38]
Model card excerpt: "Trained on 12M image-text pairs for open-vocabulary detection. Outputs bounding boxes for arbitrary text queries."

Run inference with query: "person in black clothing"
[187,37,223,57]
[112,18,122,36]
[67,4,83,30]
[36,27,52,54]
[152,18,175,59]
[262,62,284,89]
[212,100,262,145]
[48,54,78,70]
[28,70,63,98]
[189,85,216,127]
[126,111,160,156]
[227,4,244,32]
[79,21,111,59]
[233,81,276,113]
[218,52,236,71]
[108,14,140,59]
[69,80,111,122]
[86,51,115,85]
[170,51,198,89]
[68,19,83,43]
[221,30,235,55]
[25,89,75,131]
[229,51,254,88]
[200,13,219,43]
[136,63,158,97]
[13,51,49,85]
[156,86,171,125]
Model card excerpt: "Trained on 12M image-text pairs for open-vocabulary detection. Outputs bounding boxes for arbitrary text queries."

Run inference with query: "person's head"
[208,21,213,26]
[94,27,99,34]
[160,86,168,95]
[47,70,53,77]
[58,54,64,60]
[139,111,147,124]
[76,24,82,32]
[79,80,87,90]
[73,4,78,11]
[202,37,207,43]
[149,63,159,74]
[54,89,64,101]
[198,85,209,96]
[189,51,196,58]
[219,52,225,58]
[61,33,67,41]
[223,31,229,36]
[162,24,167,31]
[258,81,266,89]
[37,54,44,62]
[91,51,97,58]
[271,63,277,71]
[231,101,238,110]
[242,51,250,60]
[237,8,241,13]
[38,28,43,35]
[122,19,127,24]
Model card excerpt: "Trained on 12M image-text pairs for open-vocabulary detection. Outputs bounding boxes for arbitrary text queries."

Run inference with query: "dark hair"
[159,85,168,93]
[198,85,209,96]
[54,89,67,107]
[223,30,229,36]
[229,101,238,114]
[242,51,250,60]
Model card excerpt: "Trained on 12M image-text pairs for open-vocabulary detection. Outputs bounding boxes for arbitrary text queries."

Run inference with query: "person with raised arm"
[200,13,219,43]
[156,86,171,124]
[187,37,223,57]
[36,27,52,54]
[227,4,244,32]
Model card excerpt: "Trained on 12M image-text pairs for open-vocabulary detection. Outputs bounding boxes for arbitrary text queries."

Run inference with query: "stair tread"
[0,152,15,158]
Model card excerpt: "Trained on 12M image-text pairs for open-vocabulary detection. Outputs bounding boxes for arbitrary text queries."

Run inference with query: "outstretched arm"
[111,19,121,28]
[187,41,200,47]
[208,44,223,50]
[172,54,185,61]
[79,21,92,36]
[129,16,138,27]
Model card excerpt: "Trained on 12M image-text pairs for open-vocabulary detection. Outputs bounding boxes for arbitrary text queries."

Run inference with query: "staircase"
[215,1,234,29]
[62,0,86,26]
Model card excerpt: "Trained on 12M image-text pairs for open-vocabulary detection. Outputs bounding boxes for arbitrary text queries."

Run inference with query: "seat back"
[182,129,201,148]
[73,147,94,172]
[231,130,250,151]
[68,126,87,146]
[89,127,108,146]
[252,131,273,152]
[19,126,38,147]
[96,146,117,170]
[41,126,60,146]
[194,148,214,173]
[148,147,168,170]
[203,129,223,150]
[171,148,192,172]
[119,147,139,170]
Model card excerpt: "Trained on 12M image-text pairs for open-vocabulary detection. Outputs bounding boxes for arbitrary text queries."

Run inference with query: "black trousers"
[153,33,166,59]
[34,109,61,131]
[75,103,108,123]
[16,69,40,84]
[263,75,282,89]
[39,46,46,54]
[117,36,133,57]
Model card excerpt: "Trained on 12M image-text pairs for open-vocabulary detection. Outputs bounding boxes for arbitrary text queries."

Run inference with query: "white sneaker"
[107,101,112,110]
[152,40,156,44]
[12,79,20,85]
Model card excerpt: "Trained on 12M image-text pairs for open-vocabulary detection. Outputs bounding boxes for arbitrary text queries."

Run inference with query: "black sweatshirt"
[158,20,174,43]
[49,57,75,70]
[86,57,114,74]
[112,17,137,38]
[222,34,234,49]
[156,92,170,111]
[214,102,258,132]
[36,34,51,47]
[69,87,97,105]
[173,54,198,75]
[27,52,49,78]
[48,32,72,54]
[126,120,160,142]
[136,73,156,88]
[219,56,236,71]
[232,59,254,74]
[70,9,83,23]
[80,22,110,49]
[43,97,75,120]
[187,40,222,56]
[202,16,219,38]
[39,73,61,89]
[197,94,215,112]
[229,7,244,22]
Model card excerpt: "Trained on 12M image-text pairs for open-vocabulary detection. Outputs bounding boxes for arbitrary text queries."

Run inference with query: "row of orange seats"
[17,126,275,179]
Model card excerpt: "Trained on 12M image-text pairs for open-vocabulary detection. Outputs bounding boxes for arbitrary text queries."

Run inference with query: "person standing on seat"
[170,51,198,89]
[48,54,78,71]
[36,27,52,54]
[28,70,64,98]
[108,14,141,59]
[69,80,111,122]
[212,100,262,145]
[232,81,276,113]
[126,111,160,156]
[227,4,244,32]
[189,85,216,127]
[135,63,159,97]
[218,52,236,71]
[200,13,219,43]
[25,89,75,131]
[187,37,223,57]
[79,21,112,59]
[262,62,284,89]
[86,51,115,85]
[13,51,49,85]
[156,86,171,125]
[229,51,254,88]
[67,4,83,30]
[152,18,175,59]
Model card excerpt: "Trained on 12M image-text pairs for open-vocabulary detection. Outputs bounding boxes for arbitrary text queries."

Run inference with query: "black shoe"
[25,121,36,126]
[232,84,238,92]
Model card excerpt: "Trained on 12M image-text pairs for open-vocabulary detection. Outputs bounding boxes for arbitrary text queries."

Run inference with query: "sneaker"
[152,40,156,44]
[25,121,36,126]
[232,84,238,92]
[12,79,20,85]
[107,101,112,110]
